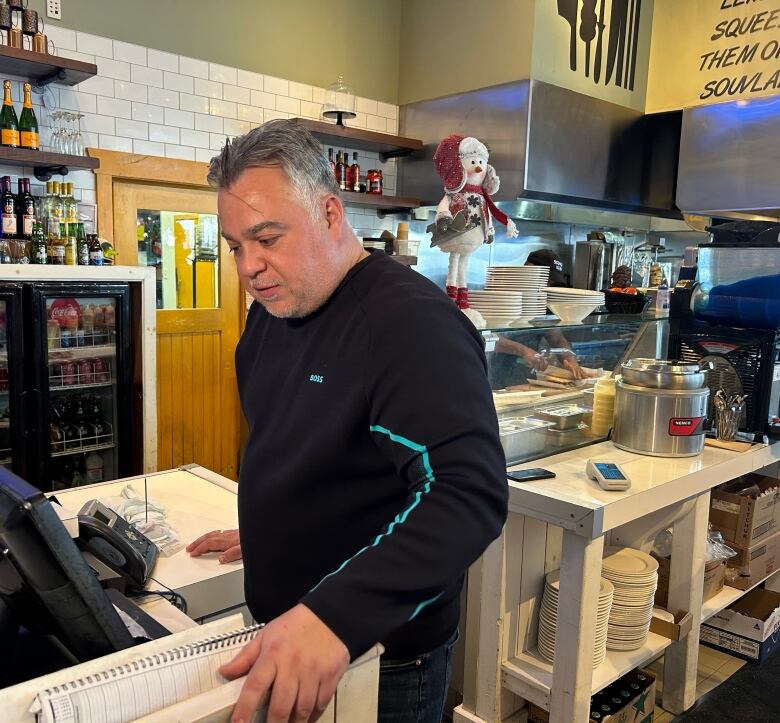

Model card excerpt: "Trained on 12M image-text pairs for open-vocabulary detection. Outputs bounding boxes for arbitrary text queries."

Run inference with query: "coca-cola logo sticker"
[48,298,82,328]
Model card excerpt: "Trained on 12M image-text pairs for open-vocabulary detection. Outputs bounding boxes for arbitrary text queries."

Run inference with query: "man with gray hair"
[187,119,507,723]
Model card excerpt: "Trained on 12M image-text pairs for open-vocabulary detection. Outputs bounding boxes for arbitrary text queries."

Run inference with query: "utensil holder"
[715,405,743,441]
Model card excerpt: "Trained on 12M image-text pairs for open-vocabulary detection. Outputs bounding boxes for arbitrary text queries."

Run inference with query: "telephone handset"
[77,499,159,590]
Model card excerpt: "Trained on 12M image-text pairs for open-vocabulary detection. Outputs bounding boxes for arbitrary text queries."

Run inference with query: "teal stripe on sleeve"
[309,425,441,620]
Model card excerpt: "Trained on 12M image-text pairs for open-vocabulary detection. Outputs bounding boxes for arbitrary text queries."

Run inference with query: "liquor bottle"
[0,176,16,238]
[47,218,65,265]
[0,80,19,148]
[87,233,103,266]
[76,222,89,265]
[63,182,78,223]
[64,223,77,265]
[17,178,35,239]
[350,152,360,192]
[50,180,63,223]
[30,222,46,263]
[335,151,346,191]
[327,148,336,177]
[19,83,39,151]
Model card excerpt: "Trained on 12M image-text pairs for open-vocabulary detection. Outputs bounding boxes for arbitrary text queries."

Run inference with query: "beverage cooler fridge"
[0,281,140,492]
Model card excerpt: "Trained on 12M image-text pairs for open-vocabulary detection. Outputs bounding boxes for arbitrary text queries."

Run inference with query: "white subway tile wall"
[0,29,399,236]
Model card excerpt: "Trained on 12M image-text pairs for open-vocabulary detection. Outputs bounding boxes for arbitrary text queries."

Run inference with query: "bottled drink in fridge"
[85,451,104,483]
[19,82,39,151]
[0,80,19,148]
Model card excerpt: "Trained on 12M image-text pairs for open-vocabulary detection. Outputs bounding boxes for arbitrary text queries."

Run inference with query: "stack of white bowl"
[484,266,550,319]
[537,570,614,667]
[468,290,524,326]
[545,288,605,323]
[602,547,659,651]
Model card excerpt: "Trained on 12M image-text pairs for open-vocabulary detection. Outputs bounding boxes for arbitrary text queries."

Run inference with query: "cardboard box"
[725,528,780,591]
[703,559,726,601]
[700,588,780,662]
[710,473,780,547]
[527,669,655,722]
[653,556,724,607]
[650,609,693,641]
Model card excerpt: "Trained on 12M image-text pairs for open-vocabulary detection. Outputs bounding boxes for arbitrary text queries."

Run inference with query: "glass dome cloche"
[322,74,356,127]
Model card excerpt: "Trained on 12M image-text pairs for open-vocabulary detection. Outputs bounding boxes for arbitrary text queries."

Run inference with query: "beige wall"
[29,0,402,103]
[397,0,534,105]
[532,0,655,112]
[647,0,780,113]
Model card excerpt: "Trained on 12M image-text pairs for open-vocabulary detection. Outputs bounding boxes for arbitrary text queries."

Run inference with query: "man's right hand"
[186,529,242,564]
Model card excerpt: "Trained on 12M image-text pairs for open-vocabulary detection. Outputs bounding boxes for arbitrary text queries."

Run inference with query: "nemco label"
[669,417,705,436]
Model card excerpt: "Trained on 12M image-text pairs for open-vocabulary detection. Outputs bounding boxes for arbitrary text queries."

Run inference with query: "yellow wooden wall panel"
[157,334,173,471]
[181,334,194,465]
[192,332,204,470]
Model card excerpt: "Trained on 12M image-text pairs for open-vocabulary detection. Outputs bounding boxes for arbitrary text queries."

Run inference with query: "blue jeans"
[377,630,458,723]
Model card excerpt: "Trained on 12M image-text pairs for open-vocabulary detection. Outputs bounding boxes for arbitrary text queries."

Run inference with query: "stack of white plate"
[537,570,614,667]
[545,288,606,323]
[601,547,659,651]
[468,290,523,326]
[484,266,549,319]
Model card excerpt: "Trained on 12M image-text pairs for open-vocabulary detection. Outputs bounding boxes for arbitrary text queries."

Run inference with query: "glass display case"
[483,315,667,464]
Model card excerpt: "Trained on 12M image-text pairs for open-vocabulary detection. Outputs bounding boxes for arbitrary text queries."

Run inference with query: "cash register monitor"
[0,466,136,671]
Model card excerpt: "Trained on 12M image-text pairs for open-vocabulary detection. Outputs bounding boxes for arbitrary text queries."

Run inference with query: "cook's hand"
[562,355,588,380]
[222,604,350,723]
[522,348,548,372]
[186,529,242,563]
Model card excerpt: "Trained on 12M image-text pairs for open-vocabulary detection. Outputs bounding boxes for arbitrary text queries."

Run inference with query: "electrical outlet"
[47,0,62,21]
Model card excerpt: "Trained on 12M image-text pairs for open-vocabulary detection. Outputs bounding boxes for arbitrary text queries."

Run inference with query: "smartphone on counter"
[507,468,556,483]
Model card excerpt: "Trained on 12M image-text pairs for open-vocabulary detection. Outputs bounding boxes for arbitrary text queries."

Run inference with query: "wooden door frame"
[92,148,215,253]
[92,148,246,477]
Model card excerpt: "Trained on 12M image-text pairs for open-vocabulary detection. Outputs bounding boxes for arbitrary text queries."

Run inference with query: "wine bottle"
[0,176,16,238]
[0,80,19,148]
[19,83,39,151]
[350,152,360,192]
[17,178,35,239]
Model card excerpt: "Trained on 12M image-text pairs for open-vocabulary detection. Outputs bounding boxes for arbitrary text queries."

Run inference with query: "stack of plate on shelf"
[468,290,524,326]
[602,546,659,651]
[545,287,606,323]
[484,266,549,319]
[537,570,614,667]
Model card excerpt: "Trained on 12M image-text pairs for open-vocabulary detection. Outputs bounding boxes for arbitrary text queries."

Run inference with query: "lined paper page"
[34,626,260,723]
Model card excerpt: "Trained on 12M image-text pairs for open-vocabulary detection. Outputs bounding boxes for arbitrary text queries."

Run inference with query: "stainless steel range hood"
[677,95,780,220]
[398,79,683,219]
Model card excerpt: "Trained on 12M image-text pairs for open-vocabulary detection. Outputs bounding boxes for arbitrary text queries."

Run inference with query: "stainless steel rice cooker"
[613,360,710,457]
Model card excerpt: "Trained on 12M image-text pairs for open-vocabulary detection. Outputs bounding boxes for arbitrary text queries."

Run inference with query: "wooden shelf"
[702,571,780,623]
[503,633,673,711]
[0,45,97,87]
[341,191,420,217]
[289,118,422,161]
[0,147,100,181]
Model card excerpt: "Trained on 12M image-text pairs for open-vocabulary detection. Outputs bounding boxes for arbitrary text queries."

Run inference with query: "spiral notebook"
[31,624,262,723]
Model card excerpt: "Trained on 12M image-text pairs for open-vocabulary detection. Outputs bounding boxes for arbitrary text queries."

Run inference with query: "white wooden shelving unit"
[454,440,780,723]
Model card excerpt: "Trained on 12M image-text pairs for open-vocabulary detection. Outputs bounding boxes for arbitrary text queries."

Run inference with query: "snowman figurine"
[428,134,518,327]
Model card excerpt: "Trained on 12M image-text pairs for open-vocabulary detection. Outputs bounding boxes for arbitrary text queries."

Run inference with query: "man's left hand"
[562,355,588,380]
[221,604,350,723]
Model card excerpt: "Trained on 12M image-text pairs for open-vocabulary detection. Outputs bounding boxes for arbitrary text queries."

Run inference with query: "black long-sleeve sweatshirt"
[235,250,508,660]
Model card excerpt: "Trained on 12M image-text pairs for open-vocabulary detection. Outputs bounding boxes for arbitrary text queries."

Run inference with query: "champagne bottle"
[0,80,19,148]
[19,83,39,151]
